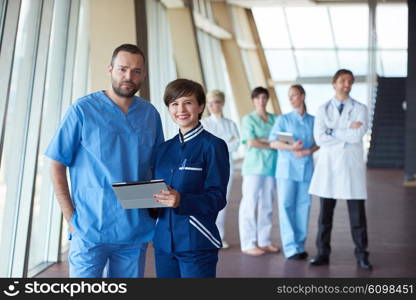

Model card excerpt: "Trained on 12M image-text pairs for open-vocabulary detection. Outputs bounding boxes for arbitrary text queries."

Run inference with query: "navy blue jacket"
[153,123,230,252]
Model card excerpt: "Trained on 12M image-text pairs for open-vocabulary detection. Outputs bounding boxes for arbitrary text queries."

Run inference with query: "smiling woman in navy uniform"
[152,79,230,278]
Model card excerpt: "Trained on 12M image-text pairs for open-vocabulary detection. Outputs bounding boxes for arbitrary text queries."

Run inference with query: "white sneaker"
[221,240,230,249]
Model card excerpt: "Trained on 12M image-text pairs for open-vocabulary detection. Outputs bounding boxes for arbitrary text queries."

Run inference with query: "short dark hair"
[163,79,206,120]
[111,44,146,65]
[332,69,355,84]
[251,86,269,99]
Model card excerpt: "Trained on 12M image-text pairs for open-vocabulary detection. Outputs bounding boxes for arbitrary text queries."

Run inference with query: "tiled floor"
[36,168,416,278]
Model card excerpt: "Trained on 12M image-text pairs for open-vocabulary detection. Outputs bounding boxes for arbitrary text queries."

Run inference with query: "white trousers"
[216,169,234,240]
[239,175,276,251]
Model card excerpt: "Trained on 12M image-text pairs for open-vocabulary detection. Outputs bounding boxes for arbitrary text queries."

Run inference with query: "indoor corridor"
[37,168,416,278]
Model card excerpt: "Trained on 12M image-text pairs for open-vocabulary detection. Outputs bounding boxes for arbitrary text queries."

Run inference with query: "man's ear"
[107,64,113,74]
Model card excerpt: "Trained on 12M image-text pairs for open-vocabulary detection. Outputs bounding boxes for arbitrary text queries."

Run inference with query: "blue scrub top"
[153,123,229,253]
[269,111,315,182]
[45,91,164,244]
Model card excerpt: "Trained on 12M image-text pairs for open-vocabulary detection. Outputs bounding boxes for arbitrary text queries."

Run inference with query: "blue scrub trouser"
[154,249,219,278]
[277,178,311,258]
[68,234,147,278]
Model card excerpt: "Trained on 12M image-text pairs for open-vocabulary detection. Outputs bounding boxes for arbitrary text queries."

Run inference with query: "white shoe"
[221,240,230,249]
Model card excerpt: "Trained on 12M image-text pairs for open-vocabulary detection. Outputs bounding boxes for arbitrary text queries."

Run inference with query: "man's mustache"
[120,81,135,85]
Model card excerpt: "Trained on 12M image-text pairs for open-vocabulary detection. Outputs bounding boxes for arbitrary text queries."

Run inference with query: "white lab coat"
[309,98,368,200]
[202,114,240,240]
[201,114,240,167]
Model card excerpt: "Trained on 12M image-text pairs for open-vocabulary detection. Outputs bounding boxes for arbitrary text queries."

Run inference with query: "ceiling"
[224,0,406,8]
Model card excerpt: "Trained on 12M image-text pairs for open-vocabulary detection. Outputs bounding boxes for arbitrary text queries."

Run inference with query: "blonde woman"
[201,90,239,248]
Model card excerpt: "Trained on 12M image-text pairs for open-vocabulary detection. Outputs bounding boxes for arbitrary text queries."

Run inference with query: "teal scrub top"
[45,91,164,244]
[241,111,277,177]
[269,111,315,182]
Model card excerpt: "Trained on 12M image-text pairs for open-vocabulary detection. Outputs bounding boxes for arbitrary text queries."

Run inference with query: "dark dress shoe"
[309,255,329,266]
[288,253,301,260]
[288,252,309,260]
[357,258,373,270]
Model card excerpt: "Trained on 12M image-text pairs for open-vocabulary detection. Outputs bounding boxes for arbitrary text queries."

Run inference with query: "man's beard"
[112,80,140,98]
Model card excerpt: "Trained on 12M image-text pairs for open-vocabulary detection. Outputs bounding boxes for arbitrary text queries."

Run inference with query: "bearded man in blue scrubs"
[45,44,164,278]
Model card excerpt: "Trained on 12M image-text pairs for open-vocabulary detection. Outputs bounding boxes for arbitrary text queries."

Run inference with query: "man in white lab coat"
[308,69,372,270]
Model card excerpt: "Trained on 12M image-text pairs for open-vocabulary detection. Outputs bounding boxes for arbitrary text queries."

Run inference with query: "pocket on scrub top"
[100,120,136,161]
[140,130,154,150]
[178,166,203,171]
[179,160,205,189]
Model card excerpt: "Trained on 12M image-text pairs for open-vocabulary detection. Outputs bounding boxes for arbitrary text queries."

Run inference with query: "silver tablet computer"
[112,179,169,209]
[277,131,295,145]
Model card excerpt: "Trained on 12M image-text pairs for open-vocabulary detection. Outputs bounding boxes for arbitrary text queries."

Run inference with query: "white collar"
[178,123,204,143]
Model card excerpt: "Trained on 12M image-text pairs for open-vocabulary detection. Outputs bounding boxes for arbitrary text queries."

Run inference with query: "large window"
[195,0,240,131]
[253,3,408,116]
[27,0,85,276]
[0,0,89,277]
[0,0,6,40]
[0,0,44,277]
[146,0,177,140]
[376,4,408,77]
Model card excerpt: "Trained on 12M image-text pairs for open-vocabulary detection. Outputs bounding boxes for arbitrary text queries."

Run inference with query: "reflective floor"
[37,169,416,278]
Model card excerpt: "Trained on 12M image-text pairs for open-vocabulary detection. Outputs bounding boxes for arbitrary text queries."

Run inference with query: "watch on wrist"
[325,128,333,136]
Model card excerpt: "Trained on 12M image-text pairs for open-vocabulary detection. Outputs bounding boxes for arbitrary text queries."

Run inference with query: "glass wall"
[27,0,88,277]
[146,0,177,140]
[0,0,6,40]
[376,4,408,76]
[194,0,240,129]
[253,3,408,117]
[0,0,89,277]
[0,0,44,278]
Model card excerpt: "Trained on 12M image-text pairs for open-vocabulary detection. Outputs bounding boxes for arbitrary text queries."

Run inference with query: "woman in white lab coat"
[201,90,240,249]
[309,69,372,270]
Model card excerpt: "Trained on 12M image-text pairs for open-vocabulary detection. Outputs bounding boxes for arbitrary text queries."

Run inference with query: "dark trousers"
[155,249,218,278]
[316,198,369,260]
